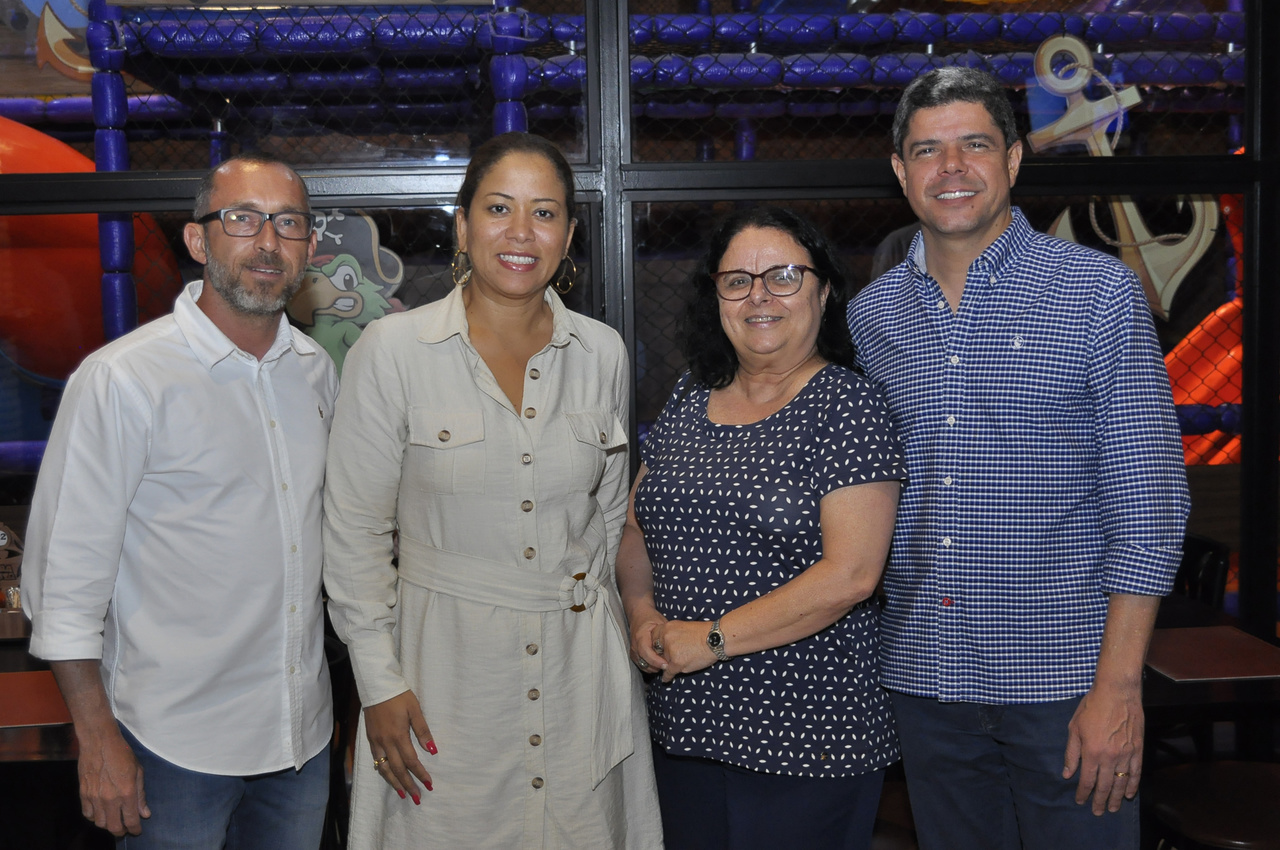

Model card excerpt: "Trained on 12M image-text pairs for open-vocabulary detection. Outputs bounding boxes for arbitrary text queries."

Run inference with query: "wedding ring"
[1114,771,1128,777]
[652,640,664,654]
[636,658,650,669]
[373,756,389,769]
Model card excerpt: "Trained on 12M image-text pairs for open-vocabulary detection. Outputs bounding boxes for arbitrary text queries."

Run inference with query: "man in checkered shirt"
[848,67,1189,850]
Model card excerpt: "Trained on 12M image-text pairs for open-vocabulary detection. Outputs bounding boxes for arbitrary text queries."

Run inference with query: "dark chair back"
[1173,533,1230,610]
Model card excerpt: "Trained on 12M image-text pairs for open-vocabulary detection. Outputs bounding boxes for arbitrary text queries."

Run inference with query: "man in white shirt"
[22,153,339,848]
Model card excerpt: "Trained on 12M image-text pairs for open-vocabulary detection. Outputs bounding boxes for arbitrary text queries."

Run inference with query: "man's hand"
[1062,680,1144,815]
[51,660,150,836]
[77,726,150,836]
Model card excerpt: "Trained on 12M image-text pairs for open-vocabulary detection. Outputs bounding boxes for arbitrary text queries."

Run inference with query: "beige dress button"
[529,734,542,746]
[527,689,540,700]
[599,431,607,443]
[524,408,536,419]
[438,430,451,442]
[528,368,540,380]
[523,547,536,559]
[531,777,544,789]
[521,453,532,465]
[281,483,289,491]
[526,644,539,656]
[521,500,534,512]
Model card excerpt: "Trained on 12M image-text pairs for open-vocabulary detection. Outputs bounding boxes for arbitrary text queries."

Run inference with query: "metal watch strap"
[707,618,729,662]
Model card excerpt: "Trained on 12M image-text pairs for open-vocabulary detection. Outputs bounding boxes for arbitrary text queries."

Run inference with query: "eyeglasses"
[713,264,817,301]
[197,208,315,241]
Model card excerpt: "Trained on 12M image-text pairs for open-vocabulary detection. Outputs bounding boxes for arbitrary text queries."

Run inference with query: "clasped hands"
[629,614,719,683]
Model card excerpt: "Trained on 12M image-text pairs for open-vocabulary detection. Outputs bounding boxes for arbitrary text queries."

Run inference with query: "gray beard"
[206,253,303,317]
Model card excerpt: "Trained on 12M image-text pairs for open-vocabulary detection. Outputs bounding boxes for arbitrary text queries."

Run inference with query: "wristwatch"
[706,618,729,662]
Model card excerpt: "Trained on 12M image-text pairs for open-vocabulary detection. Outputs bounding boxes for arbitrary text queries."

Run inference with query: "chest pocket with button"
[406,407,486,495]
[563,409,627,492]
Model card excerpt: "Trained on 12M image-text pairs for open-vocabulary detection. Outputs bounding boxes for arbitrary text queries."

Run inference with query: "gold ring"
[373,756,389,769]
[1114,771,1128,777]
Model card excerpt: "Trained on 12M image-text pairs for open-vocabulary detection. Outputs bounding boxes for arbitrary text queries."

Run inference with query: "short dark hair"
[680,206,856,390]
[892,67,1019,157]
[455,132,576,223]
[192,152,310,220]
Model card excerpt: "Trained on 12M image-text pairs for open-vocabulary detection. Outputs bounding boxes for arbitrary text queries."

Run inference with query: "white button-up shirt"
[23,281,338,775]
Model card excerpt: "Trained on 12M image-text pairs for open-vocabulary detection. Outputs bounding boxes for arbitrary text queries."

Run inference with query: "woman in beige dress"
[323,133,662,849]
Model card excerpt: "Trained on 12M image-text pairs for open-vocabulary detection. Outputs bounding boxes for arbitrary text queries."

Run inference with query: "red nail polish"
[396,789,405,800]
[425,780,433,792]
[426,741,438,756]
[411,794,421,805]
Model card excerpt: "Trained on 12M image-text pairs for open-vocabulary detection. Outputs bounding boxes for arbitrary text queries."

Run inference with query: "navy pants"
[651,742,885,850]
[890,692,1139,850]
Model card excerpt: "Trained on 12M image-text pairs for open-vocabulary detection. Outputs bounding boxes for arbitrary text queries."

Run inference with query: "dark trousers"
[651,742,885,850]
[890,692,1139,850]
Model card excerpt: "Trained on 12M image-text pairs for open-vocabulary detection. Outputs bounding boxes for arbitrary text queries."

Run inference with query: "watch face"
[708,631,723,648]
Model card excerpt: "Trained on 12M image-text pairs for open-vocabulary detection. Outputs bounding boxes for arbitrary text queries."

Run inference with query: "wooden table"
[1144,626,1280,759]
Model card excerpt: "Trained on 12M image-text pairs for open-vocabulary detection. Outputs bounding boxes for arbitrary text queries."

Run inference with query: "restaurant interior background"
[0,0,1277,844]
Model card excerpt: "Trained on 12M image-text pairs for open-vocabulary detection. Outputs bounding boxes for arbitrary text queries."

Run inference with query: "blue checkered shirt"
[848,208,1189,704]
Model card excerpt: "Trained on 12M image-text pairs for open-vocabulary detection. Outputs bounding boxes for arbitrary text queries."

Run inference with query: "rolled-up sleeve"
[1089,268,1190,596]
[24,361,149,661]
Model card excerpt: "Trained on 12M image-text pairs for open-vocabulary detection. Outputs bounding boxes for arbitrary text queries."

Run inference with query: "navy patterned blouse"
[636,364,905,777]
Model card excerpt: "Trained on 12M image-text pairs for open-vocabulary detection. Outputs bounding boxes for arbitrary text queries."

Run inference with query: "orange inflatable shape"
[0,116,181,381]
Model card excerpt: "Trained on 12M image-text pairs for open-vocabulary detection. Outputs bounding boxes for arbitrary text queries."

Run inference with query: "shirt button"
[937,299,947,310]
[528,689,540,700]
[531,777,544,789]
[281,483,289,491]
[524,408,537,419]
[945,415,956,426]
[269,420,277,428]
[942,537,953,547]
[521,453,532,465]
[524,547,536,559]
[989,275,997,285]
[438,430,451,442]
[521,500,534,512]
[529,368,541,380]
[529,735,542,746]
[942,597,954,607]
[949,355,960,365]
[291,545,298,553]
[943,476,953,486]
[288,665,296,674]
[526,643,539,655]
[599,431,608,444]
[289,604,297,613]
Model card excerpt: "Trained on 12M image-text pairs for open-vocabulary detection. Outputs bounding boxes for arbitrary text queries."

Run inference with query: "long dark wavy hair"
[680,206,856,389]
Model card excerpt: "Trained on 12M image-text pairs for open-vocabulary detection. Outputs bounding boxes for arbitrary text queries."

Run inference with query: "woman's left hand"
[652,619,719,683]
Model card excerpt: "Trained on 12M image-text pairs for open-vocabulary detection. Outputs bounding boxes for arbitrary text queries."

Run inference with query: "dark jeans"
[651,742,885,850]
[890,692,1139,850]
[118,724,330,850]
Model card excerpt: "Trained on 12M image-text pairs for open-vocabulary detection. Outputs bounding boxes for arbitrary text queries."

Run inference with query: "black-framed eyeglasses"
[197,208,316,241]
[713,264,817,301]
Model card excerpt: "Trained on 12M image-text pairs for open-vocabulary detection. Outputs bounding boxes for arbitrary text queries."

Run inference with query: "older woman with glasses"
[617,206,905,850]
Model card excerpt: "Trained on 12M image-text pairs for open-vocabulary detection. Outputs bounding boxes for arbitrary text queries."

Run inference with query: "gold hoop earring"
[552,257,576,295]
[451,250,471,287]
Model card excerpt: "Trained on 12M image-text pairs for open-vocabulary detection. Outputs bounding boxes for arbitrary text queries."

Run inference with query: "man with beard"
[22,154,338,848]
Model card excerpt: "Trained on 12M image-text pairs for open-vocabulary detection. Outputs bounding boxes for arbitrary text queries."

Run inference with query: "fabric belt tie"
[397,532,634,787]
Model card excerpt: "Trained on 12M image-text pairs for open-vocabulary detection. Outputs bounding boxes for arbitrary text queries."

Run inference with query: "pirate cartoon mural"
[287,211,405,374]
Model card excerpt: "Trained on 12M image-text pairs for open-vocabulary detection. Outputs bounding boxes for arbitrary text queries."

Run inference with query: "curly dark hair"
[680,206,856,389]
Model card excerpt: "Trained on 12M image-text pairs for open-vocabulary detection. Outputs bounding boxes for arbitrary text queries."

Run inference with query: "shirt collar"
[417,284,595,353]
[174,280,320,370]
[906,206,1034,287]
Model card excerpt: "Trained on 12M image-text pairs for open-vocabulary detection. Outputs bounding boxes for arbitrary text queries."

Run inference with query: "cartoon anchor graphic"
[1027,36,1218,320]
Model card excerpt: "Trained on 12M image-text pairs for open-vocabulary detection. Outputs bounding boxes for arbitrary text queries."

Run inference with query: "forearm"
[1093,592,1161,692]
[51,659,120,742]
[715,558,876,657]
[616,523,661,625]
